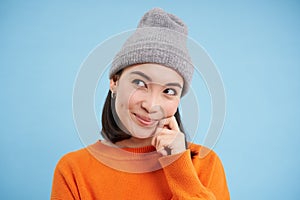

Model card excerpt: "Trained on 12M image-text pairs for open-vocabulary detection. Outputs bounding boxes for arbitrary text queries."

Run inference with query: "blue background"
[1,0,299,199]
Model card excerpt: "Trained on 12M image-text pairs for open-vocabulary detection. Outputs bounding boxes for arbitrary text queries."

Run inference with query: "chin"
[129,127,156,139]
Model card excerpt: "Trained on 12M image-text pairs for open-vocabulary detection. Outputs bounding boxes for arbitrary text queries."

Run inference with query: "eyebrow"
[165,82,183,89]
[130,71,183,89]
[130,71,152,81]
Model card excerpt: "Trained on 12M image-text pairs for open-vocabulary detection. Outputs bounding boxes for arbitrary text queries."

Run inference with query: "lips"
[133,113,157,127]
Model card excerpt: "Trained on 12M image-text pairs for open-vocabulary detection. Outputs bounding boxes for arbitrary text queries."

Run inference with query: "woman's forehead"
[122,63,184,84]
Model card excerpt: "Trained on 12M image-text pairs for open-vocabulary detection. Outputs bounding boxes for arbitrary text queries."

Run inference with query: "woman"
[51,8,230,200]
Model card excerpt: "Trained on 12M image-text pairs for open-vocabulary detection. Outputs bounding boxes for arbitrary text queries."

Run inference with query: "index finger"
[158,116,180,131]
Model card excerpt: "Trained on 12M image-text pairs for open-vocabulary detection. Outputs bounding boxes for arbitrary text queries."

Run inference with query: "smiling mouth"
[133,113,157,127]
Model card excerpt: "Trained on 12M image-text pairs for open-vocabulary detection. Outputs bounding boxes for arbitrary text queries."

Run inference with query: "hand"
[151,116,186,156]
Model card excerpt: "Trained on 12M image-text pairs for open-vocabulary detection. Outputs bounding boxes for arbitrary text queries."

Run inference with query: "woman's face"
[110,63,184,139]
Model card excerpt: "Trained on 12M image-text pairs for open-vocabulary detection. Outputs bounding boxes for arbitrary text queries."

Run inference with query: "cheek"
[127,90,146,109]
[116,87,142,110]
[115,88,130,111]
[162,100,180,117]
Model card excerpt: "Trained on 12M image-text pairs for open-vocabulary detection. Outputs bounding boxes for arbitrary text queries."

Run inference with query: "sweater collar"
[122,145,156,153]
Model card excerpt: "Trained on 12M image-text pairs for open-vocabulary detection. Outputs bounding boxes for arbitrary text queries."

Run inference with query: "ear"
[110,78,118,93]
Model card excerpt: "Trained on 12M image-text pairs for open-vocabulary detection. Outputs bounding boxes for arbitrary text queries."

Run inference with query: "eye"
[163,88,177,96]
[132,79,146,88]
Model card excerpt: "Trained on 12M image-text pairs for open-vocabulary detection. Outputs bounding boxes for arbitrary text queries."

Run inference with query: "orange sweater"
[51,141,230,200]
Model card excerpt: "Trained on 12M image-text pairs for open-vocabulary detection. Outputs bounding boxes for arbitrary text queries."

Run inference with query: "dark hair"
[101,71,197,158]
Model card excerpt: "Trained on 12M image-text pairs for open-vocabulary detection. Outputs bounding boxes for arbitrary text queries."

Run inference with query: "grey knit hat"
[110,8,194,95]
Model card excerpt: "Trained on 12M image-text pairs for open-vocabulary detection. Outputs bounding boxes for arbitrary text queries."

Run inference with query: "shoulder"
[187,143,228,185]
[188,143,219,158]
[55,147,91,170]
[187,143,224,169]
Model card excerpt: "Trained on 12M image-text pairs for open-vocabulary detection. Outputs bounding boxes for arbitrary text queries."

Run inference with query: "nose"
[141,93,163,114]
